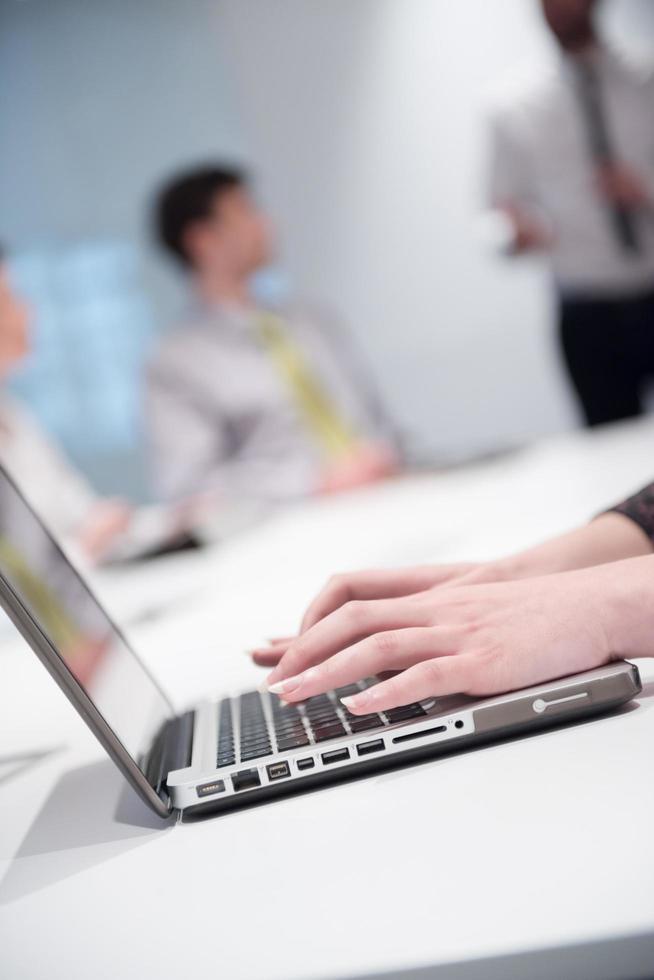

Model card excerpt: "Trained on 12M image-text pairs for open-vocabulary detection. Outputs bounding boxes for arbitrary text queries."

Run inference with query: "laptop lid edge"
[0,572,174,819]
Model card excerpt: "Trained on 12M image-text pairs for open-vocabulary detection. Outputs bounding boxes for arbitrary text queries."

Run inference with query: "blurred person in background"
[147,165,400,509]
[0,246,195,563]
[0,246,132,562]
[488,0,654,427]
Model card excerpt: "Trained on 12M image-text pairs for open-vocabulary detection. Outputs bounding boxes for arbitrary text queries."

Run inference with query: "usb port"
[356,738,385,756]
[296,757,315,771]
[266,761,290,781]
[321,748,350,765]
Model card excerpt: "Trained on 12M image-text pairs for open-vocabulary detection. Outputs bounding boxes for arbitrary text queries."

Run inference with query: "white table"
[2,418,654,980]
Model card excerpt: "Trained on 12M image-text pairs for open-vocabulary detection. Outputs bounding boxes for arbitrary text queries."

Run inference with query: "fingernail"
[267,674,304,696]
[341,694,369,710]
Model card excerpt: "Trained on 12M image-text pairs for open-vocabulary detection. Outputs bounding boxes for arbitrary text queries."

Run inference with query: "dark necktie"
[573,58,641,255]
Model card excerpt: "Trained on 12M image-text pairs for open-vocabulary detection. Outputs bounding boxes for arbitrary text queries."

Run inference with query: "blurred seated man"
[0,247,131,562]
[146,165,401,507]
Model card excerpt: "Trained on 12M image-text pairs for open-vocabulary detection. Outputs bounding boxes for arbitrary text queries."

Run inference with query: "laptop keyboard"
[215,681,427,768]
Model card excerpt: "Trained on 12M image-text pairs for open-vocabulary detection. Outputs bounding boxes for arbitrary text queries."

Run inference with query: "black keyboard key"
[217,696,236,767]
[306,713,337,723]
[307,714,339,728]
[273,714,303,726]
[349,716,385,733]
[277,735,310,751]
[275,730,306,743]
[273,705,300,715]
[241,745,271,756]
[241,748,272,761]
[385,704,426,723]
[335,684,361,699]
[312,724,346,743]
[271,705,301,718]
[304,695,332,710]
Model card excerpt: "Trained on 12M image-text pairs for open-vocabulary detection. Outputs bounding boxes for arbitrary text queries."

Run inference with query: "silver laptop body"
[0,464,640,820]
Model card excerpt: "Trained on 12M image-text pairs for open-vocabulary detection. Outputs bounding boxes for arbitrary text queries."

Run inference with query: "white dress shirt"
[488,47,654,296]
[0,393,96,538]
[145,302,397,503]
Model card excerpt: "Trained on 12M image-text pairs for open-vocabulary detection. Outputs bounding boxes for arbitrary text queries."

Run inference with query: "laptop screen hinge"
[143,710,195,795]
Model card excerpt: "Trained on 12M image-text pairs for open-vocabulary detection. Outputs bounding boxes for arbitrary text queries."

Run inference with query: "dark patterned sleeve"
[607,483,654,544]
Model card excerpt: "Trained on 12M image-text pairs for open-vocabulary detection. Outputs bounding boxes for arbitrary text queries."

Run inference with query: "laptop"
[0,463,641,819]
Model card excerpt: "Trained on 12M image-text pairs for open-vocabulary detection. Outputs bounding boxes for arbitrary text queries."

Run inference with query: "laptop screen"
[0,465,173,782]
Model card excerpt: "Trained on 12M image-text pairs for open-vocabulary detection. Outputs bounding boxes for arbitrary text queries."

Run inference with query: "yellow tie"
[255,312,357,459]
[0,538,81,653]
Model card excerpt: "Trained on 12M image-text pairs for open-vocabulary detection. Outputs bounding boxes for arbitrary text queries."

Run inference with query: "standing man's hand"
[596,162,651,208]
[502,203,555,254]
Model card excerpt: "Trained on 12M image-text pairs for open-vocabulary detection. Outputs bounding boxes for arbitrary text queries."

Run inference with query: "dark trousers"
[559,289,654,427]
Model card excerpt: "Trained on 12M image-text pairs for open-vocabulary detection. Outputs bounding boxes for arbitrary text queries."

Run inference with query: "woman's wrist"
[595,555,654,660]
[489,512,653,583]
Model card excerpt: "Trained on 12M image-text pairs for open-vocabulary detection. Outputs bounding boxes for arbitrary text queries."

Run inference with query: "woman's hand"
[251,561,504,667]
[251,513,651,669]
[261,558,648,715]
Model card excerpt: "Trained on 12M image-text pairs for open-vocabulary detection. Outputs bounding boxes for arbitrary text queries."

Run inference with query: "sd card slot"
[392,724,446,744]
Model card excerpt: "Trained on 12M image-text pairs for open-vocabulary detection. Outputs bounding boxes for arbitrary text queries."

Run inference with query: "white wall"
[2,0,653,473]
[0,0,247,318]
[217,0,653,459]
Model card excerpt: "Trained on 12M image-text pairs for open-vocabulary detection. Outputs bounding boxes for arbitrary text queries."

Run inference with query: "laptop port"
[266,761,290,781]
[321,748,350,765]
[392,724,447,744]
[232,768,261,792]
[356,738,385,756]
[196,779,225,798]
[296,757,315,771]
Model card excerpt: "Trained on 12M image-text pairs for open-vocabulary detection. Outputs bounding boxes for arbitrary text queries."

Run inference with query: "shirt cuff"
[605,483,654,544]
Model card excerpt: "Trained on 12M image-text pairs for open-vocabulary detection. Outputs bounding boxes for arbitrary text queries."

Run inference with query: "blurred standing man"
[147,166,400,506]
[489,0,654,426]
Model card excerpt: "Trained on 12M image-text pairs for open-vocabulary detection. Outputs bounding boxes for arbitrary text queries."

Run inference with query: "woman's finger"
[299,566,456,633]
[267,627,462,701]
[266,595,431,686]
[249,635,295,665]
[340,656,475,714]
[250,648,284,666]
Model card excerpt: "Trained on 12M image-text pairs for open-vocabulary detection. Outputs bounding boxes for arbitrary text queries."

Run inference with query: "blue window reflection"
[8,242,155,468]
